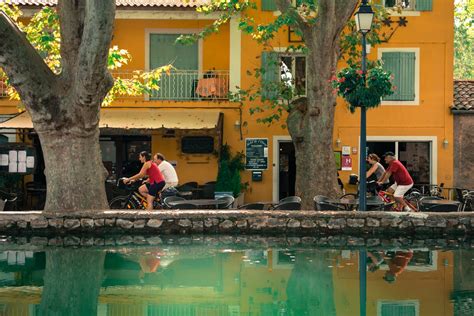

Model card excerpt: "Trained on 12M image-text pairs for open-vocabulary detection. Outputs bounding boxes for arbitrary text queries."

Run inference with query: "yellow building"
[0,0,454,204]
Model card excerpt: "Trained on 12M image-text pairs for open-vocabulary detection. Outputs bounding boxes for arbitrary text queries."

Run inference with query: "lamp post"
[355,0,374,212]
[355,2,374,316]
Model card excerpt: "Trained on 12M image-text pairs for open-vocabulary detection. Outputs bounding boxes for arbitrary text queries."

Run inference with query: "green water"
[0,239,471,316]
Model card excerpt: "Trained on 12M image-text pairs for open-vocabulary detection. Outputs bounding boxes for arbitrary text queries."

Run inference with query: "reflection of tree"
[286,250,336,316]
[39,250,105,316]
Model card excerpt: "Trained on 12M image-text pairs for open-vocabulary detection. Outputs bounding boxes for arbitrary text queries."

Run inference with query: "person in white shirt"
[153,153,179,189]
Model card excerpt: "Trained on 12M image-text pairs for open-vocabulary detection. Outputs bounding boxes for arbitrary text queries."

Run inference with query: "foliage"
[454,0,474,79]
[0,3,171,107]
[215,144,246,197]
[331,65,394,112]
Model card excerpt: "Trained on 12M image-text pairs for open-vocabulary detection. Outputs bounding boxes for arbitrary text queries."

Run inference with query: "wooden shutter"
[261,51,279,100]
[261,0,277,11]
[415,0,432,11]
[382,52,416,101]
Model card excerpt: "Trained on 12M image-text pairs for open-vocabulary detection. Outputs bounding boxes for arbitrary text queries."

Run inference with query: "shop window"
[181,136,214,154]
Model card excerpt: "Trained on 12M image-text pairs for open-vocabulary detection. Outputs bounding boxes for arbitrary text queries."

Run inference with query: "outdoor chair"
[278,196,302,204]
[163,196,186,209]
[272,201,301,211]
[314,201,345,211]
[238,203,266,210]
[217,195,235,209]
[420,203,460,212]
[174,203,198,210]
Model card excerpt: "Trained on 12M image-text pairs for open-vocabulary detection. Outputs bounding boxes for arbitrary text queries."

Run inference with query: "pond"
[0,236,471,316]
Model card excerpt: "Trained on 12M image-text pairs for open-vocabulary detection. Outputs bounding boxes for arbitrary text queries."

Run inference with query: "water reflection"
[0,243,466,315]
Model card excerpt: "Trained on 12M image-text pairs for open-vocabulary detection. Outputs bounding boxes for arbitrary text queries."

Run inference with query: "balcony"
[112,69,230,101]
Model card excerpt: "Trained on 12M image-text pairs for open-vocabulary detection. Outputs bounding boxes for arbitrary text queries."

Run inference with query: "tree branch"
[58,0,86,79]
[0,11,56,110]
[75,0,115,102]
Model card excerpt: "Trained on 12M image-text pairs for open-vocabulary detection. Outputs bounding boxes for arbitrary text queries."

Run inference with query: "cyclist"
[367,153,389,192]
[377,151,414,212]
[123,151,165,211]
[153,153,179,190]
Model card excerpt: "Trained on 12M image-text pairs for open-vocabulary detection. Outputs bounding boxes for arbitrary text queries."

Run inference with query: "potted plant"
[215,144,246,206]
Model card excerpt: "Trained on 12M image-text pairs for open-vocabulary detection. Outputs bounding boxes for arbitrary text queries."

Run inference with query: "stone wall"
[0,210,473,236]
[454,114,474,189]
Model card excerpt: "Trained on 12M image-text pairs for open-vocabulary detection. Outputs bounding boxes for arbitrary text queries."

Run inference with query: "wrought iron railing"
[111,69,230,101]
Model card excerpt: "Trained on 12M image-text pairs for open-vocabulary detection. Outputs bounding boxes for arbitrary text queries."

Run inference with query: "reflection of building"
[0,249,294,316]
[334,250,454,316]
[452,250,474,315]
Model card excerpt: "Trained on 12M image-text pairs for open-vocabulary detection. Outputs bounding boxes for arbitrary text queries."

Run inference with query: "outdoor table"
[167,199,223,209]
[420,199,461,211]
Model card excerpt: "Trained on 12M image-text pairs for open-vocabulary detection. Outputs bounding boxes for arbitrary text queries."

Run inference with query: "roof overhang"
[0,108,223,132]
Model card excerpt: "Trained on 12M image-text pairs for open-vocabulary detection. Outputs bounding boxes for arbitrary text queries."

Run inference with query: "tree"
[0,2,169,211]
[454,0,474,79]
[183,0,395,209]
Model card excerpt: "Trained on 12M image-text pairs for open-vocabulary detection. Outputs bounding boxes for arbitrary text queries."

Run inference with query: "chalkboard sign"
[181,136,214,154]
[245,138,268,170]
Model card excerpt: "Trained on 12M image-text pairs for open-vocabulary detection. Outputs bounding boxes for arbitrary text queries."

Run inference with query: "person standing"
[377,152,414,211]
[123,151,165,211]
[153,153,179,189]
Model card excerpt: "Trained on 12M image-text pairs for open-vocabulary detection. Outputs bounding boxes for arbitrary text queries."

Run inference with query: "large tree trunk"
[39,250,105,316]
[0,0,115,211]
[277,0,359,209]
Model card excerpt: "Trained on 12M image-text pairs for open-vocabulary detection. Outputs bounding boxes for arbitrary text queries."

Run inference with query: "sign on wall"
[245,138,268,170]
[0,143,36,174]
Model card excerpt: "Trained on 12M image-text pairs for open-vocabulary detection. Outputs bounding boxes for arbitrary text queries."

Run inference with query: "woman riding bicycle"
[123,151,165,211]
[367,153,389,193]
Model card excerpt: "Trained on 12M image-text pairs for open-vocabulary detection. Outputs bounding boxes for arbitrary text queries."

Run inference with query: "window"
[384,0,433,11]
[280,55,307,96]
[261,51,306,100]
[379,49,419,104]
[181,136,214,154]
[378,300,419,316]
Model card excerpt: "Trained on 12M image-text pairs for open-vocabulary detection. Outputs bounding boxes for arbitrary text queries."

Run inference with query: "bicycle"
[108,178,179,210]
[377,189,419,212]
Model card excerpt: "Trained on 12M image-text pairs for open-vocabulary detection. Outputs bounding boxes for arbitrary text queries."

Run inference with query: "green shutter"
[261,51,279,100]
[261,0,277,11]
[382,52,401,101]
[382,52,416,101]
[415,0,432,11]
[398,52,416,101]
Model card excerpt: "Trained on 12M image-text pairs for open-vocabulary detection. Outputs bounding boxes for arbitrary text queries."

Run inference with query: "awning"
[0,108,223,130]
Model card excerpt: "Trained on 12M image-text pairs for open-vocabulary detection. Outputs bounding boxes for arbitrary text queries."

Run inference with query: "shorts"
[146,181,165,197]
[163,181,179,190]
[390,182,413,198]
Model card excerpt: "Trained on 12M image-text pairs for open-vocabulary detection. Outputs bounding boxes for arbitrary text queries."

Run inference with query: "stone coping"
[0,210,472,236]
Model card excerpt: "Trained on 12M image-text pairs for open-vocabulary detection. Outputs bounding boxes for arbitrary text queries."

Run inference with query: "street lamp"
[355,2,374,316]
[355,0,374,213]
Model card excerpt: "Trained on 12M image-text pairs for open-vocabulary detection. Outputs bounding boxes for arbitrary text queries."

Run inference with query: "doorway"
[278,141,296,200]
[367,140,432,185]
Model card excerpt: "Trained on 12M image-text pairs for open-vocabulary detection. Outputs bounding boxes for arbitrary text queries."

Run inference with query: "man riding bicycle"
[377,151,414,212]
[153,153,179,190]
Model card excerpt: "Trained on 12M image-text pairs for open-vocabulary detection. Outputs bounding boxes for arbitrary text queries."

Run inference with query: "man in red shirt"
[377,152,414,211]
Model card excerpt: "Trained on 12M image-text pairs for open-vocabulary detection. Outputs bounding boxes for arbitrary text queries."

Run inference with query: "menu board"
[245,138,268,170]
[0,144,36,174]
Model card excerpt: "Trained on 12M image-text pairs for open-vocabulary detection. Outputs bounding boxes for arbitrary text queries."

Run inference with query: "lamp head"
[355,1,375,34]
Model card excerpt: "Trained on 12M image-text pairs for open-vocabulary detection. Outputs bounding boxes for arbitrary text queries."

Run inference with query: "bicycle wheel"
[109,196,129,209]
[405,195,419,212]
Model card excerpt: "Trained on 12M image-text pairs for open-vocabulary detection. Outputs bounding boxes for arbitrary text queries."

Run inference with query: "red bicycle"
[377,189,419,212]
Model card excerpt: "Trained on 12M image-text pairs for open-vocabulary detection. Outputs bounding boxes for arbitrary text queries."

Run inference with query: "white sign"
[342,146,351,156]
[8,150,17,163]
[18,162,26,173]
[18,150,27,162]
[26,156,35,168]
[8,162,17,173]
[0,154,7,166]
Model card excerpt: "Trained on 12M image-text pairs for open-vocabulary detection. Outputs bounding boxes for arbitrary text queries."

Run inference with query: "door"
[278,141,296,200]
[149,33,199,100]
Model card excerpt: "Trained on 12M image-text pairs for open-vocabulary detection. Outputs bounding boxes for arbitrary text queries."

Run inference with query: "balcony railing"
[112,69,230,101]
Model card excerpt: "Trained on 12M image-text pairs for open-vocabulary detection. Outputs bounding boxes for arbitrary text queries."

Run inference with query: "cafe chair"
[420,203,460,212]
[314,201,346,211]
[217,195,235,209]
[163,196,186,209]
[272,201,301,211]
[238,203,266,210]
[278,196,302,204]
[174,203,198,210]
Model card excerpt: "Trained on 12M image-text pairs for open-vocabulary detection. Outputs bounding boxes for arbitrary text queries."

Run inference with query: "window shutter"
[261,51,279,100]
[382,52,401,101]
[261,0,277,11]
[398,52,416,101]
[415,0,432,11]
